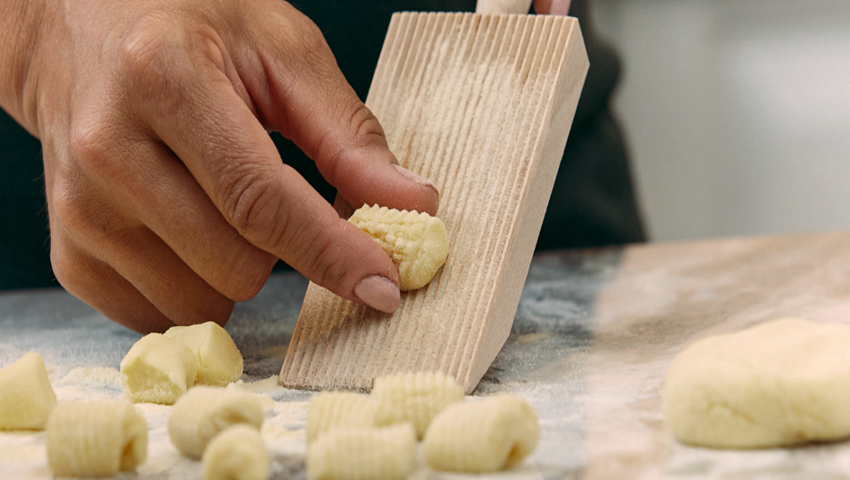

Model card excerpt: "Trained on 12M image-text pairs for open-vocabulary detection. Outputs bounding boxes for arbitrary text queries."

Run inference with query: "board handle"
[475,0,533,15]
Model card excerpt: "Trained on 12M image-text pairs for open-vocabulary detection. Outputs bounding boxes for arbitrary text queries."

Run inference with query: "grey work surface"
[4,232,850,479]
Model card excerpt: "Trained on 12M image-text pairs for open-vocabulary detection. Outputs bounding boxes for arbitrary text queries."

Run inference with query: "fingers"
[134,45,403,312]
[50,239,174,334]
[244,4,439,216]
[533,0,571,15]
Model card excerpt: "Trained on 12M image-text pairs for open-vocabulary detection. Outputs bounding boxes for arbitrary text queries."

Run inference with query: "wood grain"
[280,12,589,394]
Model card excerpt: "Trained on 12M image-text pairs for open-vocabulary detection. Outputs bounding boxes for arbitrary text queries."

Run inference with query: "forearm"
[0,0,47,135]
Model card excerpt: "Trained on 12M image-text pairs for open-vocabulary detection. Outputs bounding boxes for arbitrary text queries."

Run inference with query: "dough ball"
[372,371,464,438]
[164,322,244,386]
[202,424,269,480]
[306,391,378,445]
[120,333,199,404]
[0,352,57,430]
[423,395,539,473]
[349,204,449,291]
[664,317,850,449]
[46,400,147,477]
[307,424,416,480]
[168,386,264,458]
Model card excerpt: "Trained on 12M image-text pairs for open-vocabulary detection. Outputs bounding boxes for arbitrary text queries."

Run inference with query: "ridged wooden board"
[280,12,589,394]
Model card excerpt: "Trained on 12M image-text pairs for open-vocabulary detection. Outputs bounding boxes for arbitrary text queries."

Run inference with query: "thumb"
[252,7,439,216]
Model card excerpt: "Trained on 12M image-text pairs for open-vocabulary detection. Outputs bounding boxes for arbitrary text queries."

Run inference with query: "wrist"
[0,0,48,135]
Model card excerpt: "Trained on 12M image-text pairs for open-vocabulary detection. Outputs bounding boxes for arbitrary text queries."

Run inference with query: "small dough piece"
[306,391,378,444]
[164,322,244,386]
[307,424,416,480]
[372,371,464,438]
[664,317,850,449]
[46,400,147,477]
[168,386,264,458]
[121,333,199,404]
[0,352,57,430]
[423,395,539,473]
[202,424,269,480]
[349,204,449,291]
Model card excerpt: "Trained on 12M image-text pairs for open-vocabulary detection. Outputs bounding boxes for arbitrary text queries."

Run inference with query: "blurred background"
[593,0,850,241]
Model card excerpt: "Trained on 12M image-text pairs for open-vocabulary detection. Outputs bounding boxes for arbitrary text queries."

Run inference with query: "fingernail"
[393,164,437,191]
[354,275,400,313]
[550,0,571,15]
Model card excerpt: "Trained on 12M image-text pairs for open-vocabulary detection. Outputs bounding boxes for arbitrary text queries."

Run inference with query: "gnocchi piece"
[46,400,147,477]
[202,424,269,480]
[0,352,57,430]
[423,395,539,473]
[306,391,378,444]
[348,204,449,291]
[372,371,464,438]
[307,424,416,480]
[164,321,244,386]
[120,333,199,405]
[168,386,264,459]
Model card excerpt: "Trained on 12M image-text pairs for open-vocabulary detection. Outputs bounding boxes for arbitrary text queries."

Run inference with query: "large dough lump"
[372,371,464,438]
[423,395,539,473]
[0,352,57,430]
[168,386,264,458]
[307,424,416,480]
[202,424,269,480]
[164,322,244,386]
[121,333,199,404]
[349,204,449,291]
[663,317,850,449]
[46,400,147,477]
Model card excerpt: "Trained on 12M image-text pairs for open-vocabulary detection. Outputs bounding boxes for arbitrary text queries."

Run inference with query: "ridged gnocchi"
[422,395,539,473]
[307,424,417,480]
[164,321,244,386]
[120,333,199,405]
[168,386,264,459]
[202,424,269,480]
[372,371,464,438]
[306,391,378,444]
[348,204,449,291]
[0,352,57,430]
[46,400,147,477]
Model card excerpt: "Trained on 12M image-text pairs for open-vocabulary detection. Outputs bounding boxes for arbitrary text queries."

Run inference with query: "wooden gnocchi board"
[280,11,589,394]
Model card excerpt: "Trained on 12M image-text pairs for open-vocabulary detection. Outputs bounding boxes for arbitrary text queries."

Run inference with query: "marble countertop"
[3,231,850,479]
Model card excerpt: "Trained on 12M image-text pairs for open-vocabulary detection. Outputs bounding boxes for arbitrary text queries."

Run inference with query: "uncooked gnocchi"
[307,424,416,480]
[372,371,464,438]
[121,333,199,404]
[46,400,147,477]
[202,424,269,480]
[348,204,449,291]
[306,391,378,444]
[168,386,264,458]
[423,395,539,473]
[164,321,244,386]
[0,352,57,430]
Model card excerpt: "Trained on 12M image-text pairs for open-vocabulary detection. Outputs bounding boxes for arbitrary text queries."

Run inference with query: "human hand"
[475,0,571,15]
[0,0,438,332]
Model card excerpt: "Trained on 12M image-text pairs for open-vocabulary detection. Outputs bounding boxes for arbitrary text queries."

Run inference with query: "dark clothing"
[0,0,644,290]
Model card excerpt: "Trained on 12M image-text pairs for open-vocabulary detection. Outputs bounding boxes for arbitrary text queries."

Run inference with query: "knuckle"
[49,240,85,294]
[68,119,119,175]
[220,165,288,247]
[117,17,171,88]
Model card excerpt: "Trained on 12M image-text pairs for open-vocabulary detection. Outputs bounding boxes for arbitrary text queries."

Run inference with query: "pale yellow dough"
[120,333,199,404]
[349,204,449,291]
[164,321,244,386]
[306,391,378,445]
[202,424,269,480]
[372,371,464,438]
[168,386,264,458]
[0,352,57,430]
[46,400,147,477]
[664,317,850,449]
[423,395,539,473]
[307,424,416,480]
